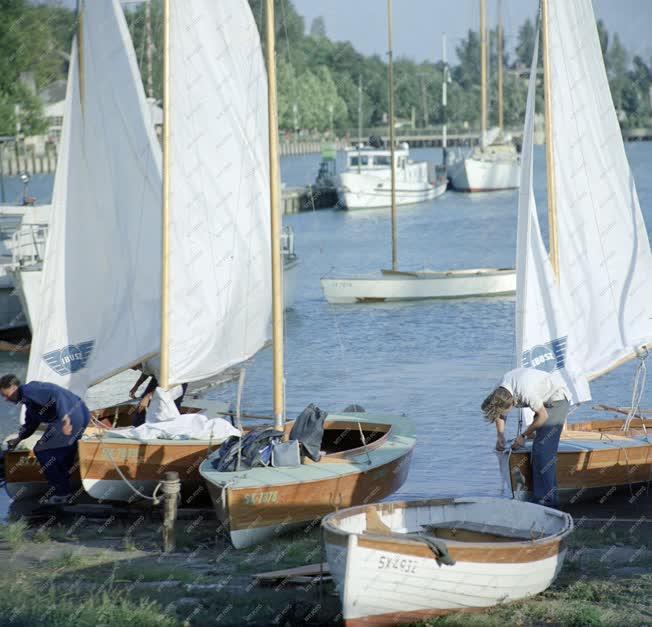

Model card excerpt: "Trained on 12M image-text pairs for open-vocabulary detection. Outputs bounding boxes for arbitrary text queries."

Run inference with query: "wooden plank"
[254,562,330,580]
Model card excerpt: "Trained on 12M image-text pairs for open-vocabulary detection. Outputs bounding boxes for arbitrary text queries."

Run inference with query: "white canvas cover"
[515,21,590,405]
[549,0,652,381]
[27,1,162,397]
[104,414,240,442]
[165,0,272,386]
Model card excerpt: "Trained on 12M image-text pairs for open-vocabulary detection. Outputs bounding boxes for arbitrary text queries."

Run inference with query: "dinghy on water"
[320,0,516,305]
[505,0,652,502]
[322,497,572,625]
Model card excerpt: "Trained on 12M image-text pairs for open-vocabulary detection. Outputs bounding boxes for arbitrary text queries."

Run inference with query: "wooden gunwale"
[322,498,573,564]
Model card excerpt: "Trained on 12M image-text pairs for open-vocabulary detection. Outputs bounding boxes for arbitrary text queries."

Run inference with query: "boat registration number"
[243,491,278,505]
[377,555,417,574]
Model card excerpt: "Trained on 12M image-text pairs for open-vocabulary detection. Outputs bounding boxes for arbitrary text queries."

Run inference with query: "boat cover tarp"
[105,414,240,442]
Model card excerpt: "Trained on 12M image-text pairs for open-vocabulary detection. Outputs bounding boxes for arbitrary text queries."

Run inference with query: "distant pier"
[1,127,650,176]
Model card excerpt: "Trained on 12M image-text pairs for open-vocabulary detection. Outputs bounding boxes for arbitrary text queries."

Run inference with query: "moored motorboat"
[337,142,446,209]
[200,410,416,549]
[322,496,573,625]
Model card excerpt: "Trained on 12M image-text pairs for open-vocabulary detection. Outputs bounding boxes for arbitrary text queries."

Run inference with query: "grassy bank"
[0,513,650,626]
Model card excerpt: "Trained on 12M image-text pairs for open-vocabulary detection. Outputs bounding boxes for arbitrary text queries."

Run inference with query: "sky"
[292,0,652,64]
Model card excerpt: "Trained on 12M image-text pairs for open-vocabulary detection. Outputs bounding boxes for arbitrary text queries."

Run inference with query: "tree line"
[0,0,650,138]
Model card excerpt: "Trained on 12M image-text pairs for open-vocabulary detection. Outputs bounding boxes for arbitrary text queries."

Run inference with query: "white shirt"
[498,368,568,412]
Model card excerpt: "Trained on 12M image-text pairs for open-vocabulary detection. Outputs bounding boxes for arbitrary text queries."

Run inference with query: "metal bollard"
[161,471,181,552]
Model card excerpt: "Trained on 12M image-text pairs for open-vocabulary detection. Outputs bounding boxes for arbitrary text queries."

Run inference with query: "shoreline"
[0,492,650,626]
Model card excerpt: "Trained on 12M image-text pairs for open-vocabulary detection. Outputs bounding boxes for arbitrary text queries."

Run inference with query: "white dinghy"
[320,0,515,305]
[322,268,515,304]
[322,496,572,625]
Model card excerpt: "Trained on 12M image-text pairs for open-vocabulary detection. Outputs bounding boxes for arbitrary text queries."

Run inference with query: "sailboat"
[199,0,416,550]
[506,0,652,504]
[320,1,516,304]
[4,0,244,503]
[4,0,166,500]
[449,0,520,192]
[76,0,279,503]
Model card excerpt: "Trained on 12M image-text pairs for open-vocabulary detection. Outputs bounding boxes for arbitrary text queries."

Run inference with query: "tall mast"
[76,0,84,110]
[441,32,448,164]
[480,0,487,149]
[265,0,285,429]
[357,75,363,146]
[541,0,559,281]
[160,0,170,388]
[497,0,504,132]
[145,0,154,98]
[387,0,397,271]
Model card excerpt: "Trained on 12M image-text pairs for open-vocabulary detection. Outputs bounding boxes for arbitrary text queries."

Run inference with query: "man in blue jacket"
[1,374,91,505]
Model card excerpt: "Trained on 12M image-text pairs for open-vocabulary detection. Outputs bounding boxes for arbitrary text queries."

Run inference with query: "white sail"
[548,0,652,381]
[515,21,590,404]
[166,0,272,385]
[27,1,162,397]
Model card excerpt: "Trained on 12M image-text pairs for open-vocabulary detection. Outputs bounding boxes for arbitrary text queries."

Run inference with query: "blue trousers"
[33,407,90,496]
[35,446,78,496]
[530,400,569,507]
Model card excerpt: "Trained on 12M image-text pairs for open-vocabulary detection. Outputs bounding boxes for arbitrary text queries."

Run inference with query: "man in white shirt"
[481,367,570,507]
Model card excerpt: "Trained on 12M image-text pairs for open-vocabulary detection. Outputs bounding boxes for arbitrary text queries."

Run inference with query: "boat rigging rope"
[102,445,164,504]
[623,347,648,435]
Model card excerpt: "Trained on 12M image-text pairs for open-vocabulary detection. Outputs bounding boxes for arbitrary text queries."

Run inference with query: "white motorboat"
[337,142,446,210]
[322,496,572,625]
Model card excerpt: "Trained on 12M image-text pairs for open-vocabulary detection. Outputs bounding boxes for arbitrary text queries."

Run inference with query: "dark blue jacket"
[18,381,90,446]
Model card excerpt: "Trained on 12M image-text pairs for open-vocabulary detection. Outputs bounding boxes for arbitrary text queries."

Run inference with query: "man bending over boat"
[1,374,90,505]
[481,368,569,507]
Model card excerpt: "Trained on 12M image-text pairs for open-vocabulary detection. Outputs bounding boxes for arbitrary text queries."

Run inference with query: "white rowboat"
[322,496,572,625]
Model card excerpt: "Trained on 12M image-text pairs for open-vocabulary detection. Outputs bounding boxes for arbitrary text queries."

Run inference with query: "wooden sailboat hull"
[508,418,652,504]
[321,268,515,304]
[77,437,216,503]
[322,497,572,625]
[3,404,138,501]
[200,412,416,549]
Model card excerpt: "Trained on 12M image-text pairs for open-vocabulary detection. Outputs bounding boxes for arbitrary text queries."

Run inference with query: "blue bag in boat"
[211,427,283,472]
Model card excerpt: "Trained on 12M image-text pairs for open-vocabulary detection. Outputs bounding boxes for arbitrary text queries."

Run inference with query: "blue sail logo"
[522,336,567,372]
[42,340,95,376]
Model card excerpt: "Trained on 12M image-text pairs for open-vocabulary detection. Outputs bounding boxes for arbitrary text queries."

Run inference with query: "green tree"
[309,16,326,39]
[515,19,535,67]
[0,0,74,135]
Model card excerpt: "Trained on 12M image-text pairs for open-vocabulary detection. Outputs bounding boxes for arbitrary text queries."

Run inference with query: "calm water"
[1,143,652,507]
